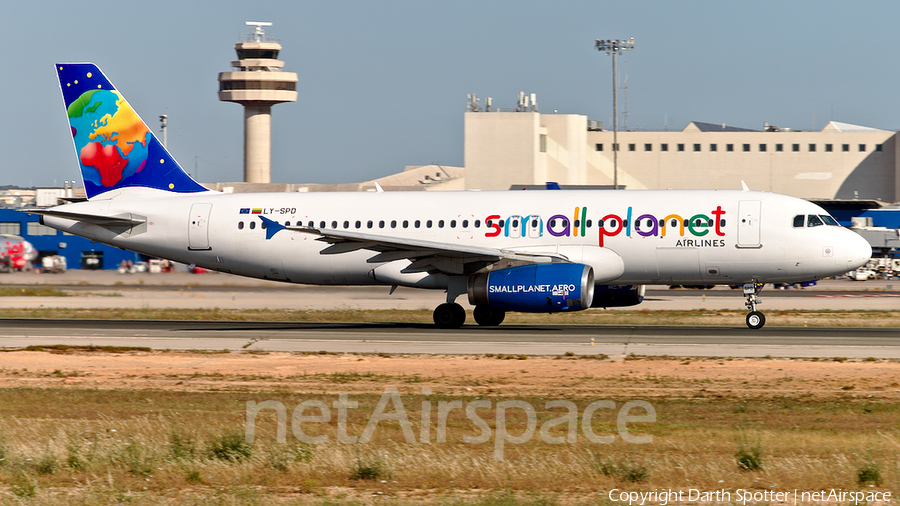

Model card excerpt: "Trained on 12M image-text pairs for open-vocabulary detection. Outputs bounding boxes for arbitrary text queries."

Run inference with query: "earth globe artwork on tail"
[67,89,151,189]
[56,63,206,199]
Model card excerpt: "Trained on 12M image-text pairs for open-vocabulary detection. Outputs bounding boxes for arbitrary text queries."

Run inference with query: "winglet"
[374,182,385,192]
[740,180,750,191]
[259,216,286,240]
[546,182,561,190]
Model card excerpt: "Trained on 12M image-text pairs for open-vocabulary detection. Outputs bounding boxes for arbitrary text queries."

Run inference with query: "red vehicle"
[0,235,33,272]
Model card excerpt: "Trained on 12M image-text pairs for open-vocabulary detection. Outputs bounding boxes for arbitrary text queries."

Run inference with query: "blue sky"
[5,0,900,187]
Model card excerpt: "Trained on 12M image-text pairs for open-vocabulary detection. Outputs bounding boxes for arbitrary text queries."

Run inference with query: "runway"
[2,319,898,359]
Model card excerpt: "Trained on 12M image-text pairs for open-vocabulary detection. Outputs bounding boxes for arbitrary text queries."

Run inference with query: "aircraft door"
[737,200,761,248]
[457,214,474,240]
[188,203,212,251]
[505,216,524,238]
[527,215,543,238]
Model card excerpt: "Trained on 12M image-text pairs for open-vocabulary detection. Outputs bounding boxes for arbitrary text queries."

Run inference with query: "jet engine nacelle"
[468,263,594,313]
[590,284,645,308]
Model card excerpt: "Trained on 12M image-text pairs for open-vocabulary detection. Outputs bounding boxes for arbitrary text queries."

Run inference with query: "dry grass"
[0,286,68,297]
[0,357,897,504]
[0,307,899,326]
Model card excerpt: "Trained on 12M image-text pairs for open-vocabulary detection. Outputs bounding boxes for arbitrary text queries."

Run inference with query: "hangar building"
[464,109,899,202]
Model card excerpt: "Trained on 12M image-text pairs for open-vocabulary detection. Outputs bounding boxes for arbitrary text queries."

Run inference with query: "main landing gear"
[743,282,766,330]
[473,305,506,326]
[432,304,506,328]
[433,303,466,329]
[433,278,507,329]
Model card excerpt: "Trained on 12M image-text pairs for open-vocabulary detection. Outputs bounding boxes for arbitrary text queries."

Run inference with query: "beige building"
[464,111,900,202]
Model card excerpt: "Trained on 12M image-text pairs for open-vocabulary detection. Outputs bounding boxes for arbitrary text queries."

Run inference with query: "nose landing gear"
[743,282,766,329]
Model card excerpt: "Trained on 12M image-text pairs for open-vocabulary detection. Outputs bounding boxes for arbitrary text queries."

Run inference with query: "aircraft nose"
[845,231,872,270]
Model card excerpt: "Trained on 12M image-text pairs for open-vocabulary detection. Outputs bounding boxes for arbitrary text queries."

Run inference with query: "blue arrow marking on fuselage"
[258,215,286,240]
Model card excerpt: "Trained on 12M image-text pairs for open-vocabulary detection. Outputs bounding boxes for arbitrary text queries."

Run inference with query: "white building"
[464,110,899,202]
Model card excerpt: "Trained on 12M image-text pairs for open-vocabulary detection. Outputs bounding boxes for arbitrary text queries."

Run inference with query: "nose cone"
[845,231,872,270]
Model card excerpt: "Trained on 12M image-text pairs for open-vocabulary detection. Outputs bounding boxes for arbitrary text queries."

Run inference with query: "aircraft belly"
[283,241,336,284]
[655,247,701,283]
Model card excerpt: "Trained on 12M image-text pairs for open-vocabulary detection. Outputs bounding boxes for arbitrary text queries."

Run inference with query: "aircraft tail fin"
[55,63,208,200]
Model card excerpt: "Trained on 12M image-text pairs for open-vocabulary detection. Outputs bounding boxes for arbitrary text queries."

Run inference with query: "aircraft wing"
[259,216,562,275]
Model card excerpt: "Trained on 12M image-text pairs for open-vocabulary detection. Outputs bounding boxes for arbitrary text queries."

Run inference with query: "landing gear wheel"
[433,303,466,329]
[746,311,766,330]
[473,305,506,326]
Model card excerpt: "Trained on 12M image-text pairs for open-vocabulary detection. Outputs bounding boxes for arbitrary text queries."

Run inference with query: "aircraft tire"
[746,311,766,330]
[473,305,506,326]
[433,303,465,329]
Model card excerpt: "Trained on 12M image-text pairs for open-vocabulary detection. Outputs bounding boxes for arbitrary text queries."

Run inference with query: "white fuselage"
[41,188,871,287]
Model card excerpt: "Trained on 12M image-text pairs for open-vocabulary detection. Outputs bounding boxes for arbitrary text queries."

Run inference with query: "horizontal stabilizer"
[22,208,146,227]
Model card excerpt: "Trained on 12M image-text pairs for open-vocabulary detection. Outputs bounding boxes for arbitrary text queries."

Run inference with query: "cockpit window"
[819,215,839,226]
[792,215,805,228]
[807,215,824,227]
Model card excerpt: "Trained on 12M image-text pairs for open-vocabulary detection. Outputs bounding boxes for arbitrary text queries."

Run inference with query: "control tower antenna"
[218,21,298,184]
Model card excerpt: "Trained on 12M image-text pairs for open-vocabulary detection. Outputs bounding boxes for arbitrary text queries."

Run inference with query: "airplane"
[34,63,872,330]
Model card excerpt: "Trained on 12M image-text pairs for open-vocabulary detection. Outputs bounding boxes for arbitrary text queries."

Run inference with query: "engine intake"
[468,263,594,313]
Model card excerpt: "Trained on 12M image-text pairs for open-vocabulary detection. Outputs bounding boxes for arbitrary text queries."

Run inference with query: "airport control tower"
[218,22,298,184]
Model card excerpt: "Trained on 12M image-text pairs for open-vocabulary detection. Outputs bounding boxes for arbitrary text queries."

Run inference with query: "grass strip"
[0,286,68,297]
[0,307,898,326]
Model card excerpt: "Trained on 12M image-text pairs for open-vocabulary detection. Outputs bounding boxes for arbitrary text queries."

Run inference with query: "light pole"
[594,37,634,190]
[159,114,167,148]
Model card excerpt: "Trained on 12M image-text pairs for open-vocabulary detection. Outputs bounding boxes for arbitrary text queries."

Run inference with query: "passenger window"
[402,220,408,228]
[367,220,373,228]
[820,215,839,226]
[671,219,678,227]
[549,219,555,227]
[284,221,290,227]
[462,220,469,228]
[586,220,592,228]
[415,220,421,228]
[250,221,256,230]
[599,220,605,228]
[720,219,726,227]
[238,221,244,230]
[438,220,444,228]
[807,215,824,227]
[320,221,326,228]
[355,220,362,229]
[308,221,314,227]
[426,220,433,228]
[450,220,456,228]
[562,220,568,227]
[378,220,384,228]
[261,221,267,229]
[391,220,397,228]
[512,219,519,228]
[474,220,481,228]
